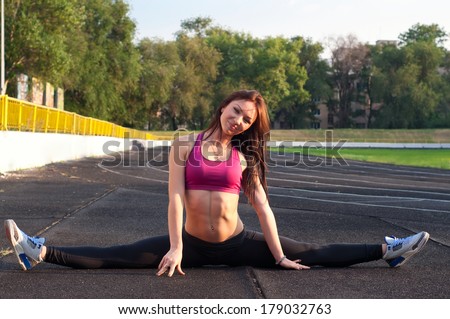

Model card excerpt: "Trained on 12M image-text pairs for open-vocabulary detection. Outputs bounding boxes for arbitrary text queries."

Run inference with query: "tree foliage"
[399,23,448,47]
[328,35,370,128]
[206,27,309,126]
[295,38,333,128]
[4,0,83,93]
[64,0,141,122]
[129,39,180,129]
[371,27,448,128]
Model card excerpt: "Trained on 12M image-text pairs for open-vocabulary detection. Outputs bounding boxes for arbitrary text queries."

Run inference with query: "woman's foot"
[4,219,45,270]
[383,231,429,267]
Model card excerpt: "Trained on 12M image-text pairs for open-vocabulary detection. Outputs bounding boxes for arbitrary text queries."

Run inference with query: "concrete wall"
[0,132,134,173]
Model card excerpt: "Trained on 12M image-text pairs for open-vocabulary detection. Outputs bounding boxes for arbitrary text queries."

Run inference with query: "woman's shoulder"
[171,133,198,159]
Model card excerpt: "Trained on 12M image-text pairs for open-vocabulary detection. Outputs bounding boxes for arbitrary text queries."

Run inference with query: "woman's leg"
[236,230,383,268]
[6,219,172,271]
[44,230,216,269]
[44,235,170,269]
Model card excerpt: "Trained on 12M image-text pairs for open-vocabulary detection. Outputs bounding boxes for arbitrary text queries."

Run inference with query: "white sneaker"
[383,231,430,267]
[4,219,45,270]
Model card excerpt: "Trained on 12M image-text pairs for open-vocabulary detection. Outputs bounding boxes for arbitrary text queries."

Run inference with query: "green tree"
[4,0,83,94]
[179,16,213,38]
[206,28,309,124]
[430,54,450,127]
[328,35,370,128]
[399,23,448,47]
[370,23,449,128]
[294,38,333,128]
[206,28,259,97]
[163,32,221,130]
[128,39,180,129]
[64,0,141,122]
[253,36,309,117]
[371,41,445,128]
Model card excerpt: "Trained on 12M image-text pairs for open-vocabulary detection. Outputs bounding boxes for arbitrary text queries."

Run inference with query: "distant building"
[310,103,330,129]
[15,74,64,109]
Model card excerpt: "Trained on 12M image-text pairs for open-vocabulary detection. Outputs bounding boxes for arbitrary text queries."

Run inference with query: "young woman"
[5,90,429,276]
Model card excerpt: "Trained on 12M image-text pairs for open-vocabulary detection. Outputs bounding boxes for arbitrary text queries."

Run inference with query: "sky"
[127,0,450,58]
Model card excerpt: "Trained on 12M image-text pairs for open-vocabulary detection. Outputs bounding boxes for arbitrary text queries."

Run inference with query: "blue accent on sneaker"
[387,256,405,268]
[19,253,32,270]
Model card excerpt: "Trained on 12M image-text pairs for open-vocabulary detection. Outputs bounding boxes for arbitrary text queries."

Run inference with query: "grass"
[272,147,450,170]
[269,129,450,143]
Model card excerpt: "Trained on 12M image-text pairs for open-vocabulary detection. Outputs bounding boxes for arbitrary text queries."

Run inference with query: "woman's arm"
[251,178,310,270]
[156,137,190,277]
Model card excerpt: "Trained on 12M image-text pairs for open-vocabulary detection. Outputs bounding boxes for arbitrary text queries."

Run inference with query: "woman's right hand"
[279,257,310,270]
[156,248,185,277]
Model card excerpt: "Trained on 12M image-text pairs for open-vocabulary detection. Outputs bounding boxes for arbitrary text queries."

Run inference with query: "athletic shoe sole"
[4,220,33,271]
[387,231,430,268]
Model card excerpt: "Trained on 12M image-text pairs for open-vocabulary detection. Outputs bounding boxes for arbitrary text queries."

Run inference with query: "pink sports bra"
[185,133,242,195]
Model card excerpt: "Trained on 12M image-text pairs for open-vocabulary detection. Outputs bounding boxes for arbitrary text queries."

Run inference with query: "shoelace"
[22,232,42,249]
[386,236,410,248]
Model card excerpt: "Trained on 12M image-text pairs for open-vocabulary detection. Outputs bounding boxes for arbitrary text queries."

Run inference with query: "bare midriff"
[184,189,244,243]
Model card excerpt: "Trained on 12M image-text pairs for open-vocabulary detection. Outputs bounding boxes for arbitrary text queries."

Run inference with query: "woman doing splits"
[5,90,429,276]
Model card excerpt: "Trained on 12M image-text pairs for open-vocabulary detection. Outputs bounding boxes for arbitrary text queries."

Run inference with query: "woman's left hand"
[279,258,310,270]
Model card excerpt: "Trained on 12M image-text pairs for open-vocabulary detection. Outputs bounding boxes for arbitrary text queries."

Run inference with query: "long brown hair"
[204,90,271,204]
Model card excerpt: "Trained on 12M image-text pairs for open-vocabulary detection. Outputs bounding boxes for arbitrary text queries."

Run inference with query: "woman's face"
[220,99,257,136]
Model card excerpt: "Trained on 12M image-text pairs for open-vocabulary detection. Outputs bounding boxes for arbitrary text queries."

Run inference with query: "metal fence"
[0,95,153,140]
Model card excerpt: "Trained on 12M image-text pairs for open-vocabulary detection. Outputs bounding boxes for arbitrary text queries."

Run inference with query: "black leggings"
[44,228,383,269]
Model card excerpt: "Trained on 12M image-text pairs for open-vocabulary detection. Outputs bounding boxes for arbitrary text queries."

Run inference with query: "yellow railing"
[0,95,154,140]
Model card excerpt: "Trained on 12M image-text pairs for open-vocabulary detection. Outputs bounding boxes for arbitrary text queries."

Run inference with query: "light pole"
[1,0,4,95]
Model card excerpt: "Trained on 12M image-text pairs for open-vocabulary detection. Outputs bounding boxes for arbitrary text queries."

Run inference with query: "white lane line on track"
[269,161,450,183]
[269,154,450,178]
[268,193,450,214]
[267,176,450,198]
[268,186,450,204]
[97,164,168,183]
[270,168,450,191]
[347,161,450,177]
